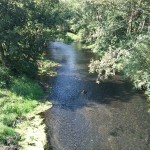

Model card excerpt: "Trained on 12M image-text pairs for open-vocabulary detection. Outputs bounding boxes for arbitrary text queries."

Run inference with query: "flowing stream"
[45,42,150,150]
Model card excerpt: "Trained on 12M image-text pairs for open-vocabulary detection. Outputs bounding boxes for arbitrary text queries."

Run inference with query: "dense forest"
[0,0,150,149]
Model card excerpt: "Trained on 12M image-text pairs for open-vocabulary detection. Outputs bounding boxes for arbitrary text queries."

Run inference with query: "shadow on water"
[48,42,134,111]
[46,42,150,150]
[49,80,134,111]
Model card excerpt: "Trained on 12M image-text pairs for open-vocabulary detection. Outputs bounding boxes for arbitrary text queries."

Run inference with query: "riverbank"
[0,58,60,149]
[0,77,51,150]
[16,101,52,150]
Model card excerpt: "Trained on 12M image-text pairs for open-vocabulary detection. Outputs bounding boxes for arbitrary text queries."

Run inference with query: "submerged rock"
[81,90,87,94]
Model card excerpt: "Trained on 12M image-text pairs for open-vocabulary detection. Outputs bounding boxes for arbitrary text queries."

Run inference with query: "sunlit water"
[45,42,150,150]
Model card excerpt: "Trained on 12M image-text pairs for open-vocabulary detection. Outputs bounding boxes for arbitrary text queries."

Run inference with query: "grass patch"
[0,124,18,145]
[0,76,44,147]
[10,76,43,100]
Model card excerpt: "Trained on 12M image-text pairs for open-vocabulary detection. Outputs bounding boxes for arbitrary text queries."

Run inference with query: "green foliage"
[66,32,80,42]
[67,0,149,52]
[123,34,150,99]
[0,65,10,88]
[0,76,44,145]
[0,124,17,145]
[0,0,68,79]
[37,56,60,77]
[67,0,150,106]
[0,0,68,146]
[89,48,130,83]
[0,90,38,126]
[1,113,17,127]
[10,76,43,99]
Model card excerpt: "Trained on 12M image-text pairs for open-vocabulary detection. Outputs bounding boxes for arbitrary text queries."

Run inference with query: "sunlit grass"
[0,77,43,145]
[37,58,60,77]
[66,32,80,41]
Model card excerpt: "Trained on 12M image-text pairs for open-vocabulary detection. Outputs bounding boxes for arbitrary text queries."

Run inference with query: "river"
[45,42,150,150]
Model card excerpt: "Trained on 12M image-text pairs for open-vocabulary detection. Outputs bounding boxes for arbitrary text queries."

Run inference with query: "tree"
[0,0,68,78]
[66,0,150,101]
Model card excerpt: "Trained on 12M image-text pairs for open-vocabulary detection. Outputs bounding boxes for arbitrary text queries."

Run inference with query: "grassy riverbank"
[0,60,59,149]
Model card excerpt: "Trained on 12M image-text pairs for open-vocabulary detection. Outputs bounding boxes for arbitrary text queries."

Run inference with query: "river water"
[45,42,150,150]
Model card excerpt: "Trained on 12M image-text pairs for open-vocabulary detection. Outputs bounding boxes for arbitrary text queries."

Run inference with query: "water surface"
[46,42,150,150]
